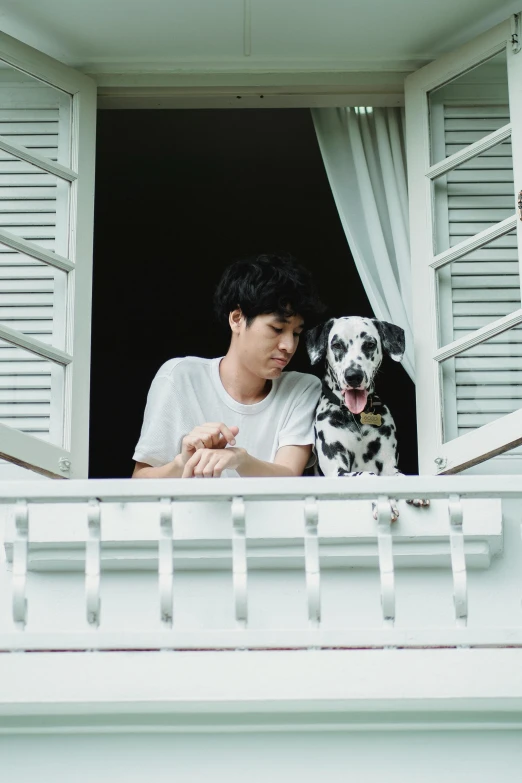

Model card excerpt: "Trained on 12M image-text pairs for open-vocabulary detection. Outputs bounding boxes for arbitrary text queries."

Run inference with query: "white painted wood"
[158,497,174,628]
[0,229,75,272]
[303,496,320,628]
[427,123,511,179]
[1,647,522,723]
[0,421,70,477]
[376,496,395,626]
[431,215,517,269]
[406,18,522,473]
[0,480,520,777]
[231,496,247,629]
[0,322,72,364]
[436,407,522,473]
[0,34,96,479]
[0,474,516,501]
[433,308,522,361]
[447,494,467,625]
[85,499,101,627]
[0,476,507,655]
[0,134,77,181]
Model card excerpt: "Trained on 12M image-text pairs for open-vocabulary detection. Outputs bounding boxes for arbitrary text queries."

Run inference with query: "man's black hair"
[213,252,325,328]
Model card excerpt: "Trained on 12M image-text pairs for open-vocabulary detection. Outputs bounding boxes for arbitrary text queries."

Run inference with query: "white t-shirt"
[133,356,321,477]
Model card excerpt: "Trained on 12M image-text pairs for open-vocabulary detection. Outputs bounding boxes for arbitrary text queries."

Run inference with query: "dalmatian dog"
[306,316,428,519]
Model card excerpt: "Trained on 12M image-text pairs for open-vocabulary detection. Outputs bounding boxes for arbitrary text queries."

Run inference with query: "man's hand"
[182,446,246,478]
[180,423,239,466]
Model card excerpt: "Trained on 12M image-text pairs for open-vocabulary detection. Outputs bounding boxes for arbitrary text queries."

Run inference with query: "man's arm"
[240,444,312,477]
[132,457,184,478]
[180,444,311,478]
[132,422,239,479]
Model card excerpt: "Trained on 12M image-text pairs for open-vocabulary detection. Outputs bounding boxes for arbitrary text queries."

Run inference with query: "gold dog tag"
[360,411,382,426]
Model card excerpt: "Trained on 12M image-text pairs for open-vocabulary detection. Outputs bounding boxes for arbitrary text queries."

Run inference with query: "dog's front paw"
[372,499,399,523]
[406,498,431,508]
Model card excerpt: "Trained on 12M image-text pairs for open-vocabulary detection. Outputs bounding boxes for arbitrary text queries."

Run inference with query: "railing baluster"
[231,496,247,629]
[159,497,174,628]
[304,496,321,629]
[376,496,395,627]
[86,499,101,627]
[448,493,467,627]
[12,499,29,629]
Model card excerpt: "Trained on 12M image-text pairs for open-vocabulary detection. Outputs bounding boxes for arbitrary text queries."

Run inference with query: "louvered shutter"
[406,18,522,474]
[439,104,521,444]
[0,33,96,478]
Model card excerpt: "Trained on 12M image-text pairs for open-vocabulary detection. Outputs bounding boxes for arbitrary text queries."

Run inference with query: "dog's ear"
[372,320,405,363]
[305,319,334,365]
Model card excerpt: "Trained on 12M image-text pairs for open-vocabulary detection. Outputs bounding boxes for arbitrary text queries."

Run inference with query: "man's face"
[234,312,304,379]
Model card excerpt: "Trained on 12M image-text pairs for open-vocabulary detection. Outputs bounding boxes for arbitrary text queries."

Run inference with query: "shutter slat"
[446,144,512,157]
[453,262,518,274]
[453,302,519,316]
[451,234,515,247]
[458,411,521,427]
[457,384,522,398]
[448,183,515,195]
[0,362,51,374]
[457,398,522,413]
[0,403,50,415]
[456,370,522,384]
[449,196,514,207]
[0,417,50,430]
[456,357,522,370]
[451,277,519,290]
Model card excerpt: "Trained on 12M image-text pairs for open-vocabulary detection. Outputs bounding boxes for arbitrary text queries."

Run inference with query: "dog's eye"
[331,341,342,351]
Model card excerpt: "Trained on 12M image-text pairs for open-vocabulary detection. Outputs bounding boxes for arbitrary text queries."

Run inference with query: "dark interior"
[90,108,418,477]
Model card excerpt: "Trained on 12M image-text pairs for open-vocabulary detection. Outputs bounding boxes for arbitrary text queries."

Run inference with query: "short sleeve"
[277,376,321,451]
[133,365,187,467]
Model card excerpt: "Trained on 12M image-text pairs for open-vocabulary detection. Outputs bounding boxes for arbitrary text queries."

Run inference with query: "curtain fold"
[311,107,415,380]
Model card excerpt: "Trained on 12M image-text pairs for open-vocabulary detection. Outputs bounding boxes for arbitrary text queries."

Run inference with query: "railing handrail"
[0,475,520,502]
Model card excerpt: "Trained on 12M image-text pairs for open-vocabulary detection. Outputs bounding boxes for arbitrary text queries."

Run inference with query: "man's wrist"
[169,454,184,477]
[234,447,249,474]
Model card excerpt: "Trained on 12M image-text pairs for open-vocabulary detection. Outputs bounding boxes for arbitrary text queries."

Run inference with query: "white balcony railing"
[0,475,520,652]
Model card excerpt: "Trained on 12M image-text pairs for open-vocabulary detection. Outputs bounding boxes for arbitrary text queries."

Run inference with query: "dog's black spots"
[330,335,347,362]
[378,424,392,438]
[375,460,383,474]
[349,339,353,346]
[362,438,381,463]
[336,453,355,474]
[318,431,345,461]
[360,331,367,338]
[361,338,377,362]
[327,409,358,430]
[357,436,361,441]
[326,365,337,386]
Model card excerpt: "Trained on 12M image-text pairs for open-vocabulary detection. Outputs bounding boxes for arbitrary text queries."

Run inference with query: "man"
[132,253,324,479]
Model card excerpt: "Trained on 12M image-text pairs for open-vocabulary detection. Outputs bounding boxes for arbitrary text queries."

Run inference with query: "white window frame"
[0,31,96,478]
[405,17,522,475]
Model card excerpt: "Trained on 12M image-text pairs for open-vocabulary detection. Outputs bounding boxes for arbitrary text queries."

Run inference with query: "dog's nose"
[344,369,364,388]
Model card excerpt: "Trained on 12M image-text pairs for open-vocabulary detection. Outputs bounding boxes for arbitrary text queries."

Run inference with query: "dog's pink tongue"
[344,388,368,415]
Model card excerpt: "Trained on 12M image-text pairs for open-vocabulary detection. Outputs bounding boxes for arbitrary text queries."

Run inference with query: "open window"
[0,32,96,478]
[406,17,522,474]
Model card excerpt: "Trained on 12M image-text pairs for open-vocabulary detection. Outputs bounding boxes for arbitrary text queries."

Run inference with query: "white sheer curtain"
[311,107,415,380]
